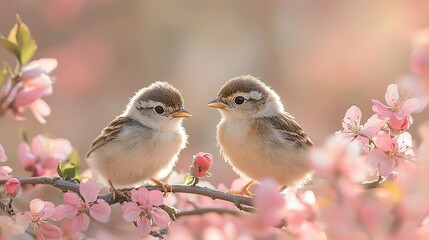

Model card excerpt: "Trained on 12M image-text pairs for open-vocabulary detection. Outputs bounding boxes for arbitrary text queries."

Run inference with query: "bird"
[86,81,190,192]
[208,75,313,196]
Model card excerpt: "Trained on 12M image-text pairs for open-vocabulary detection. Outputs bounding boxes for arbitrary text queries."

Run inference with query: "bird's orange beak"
[171,107,191,118]
[207,97,227,109]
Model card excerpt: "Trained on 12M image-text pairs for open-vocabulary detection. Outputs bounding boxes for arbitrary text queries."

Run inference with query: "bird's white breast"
[89,125,187,188]
[217,118,310,187]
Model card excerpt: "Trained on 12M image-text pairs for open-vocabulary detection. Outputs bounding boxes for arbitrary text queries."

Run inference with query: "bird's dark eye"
[234,96,245,105]
[154,106,165,114]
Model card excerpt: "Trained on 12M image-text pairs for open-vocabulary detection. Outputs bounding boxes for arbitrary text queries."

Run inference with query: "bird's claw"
[109,180,127,202]
[151,178,172,197]
[226,188,255,197]
[226,180,256,197]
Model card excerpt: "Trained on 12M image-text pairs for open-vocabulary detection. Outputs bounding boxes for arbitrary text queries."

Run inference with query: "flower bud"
[389,115,413,134]
[5,177,21,197]
[190,152,213,178]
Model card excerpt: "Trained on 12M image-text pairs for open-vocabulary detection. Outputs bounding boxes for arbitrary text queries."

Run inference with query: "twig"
[149,228,168,239]
[0,176,255,212]
[0,64,22,117]
[363,176,384,189]
[159,204,180,221]
[0,200,11,215]
[176,207,241,218]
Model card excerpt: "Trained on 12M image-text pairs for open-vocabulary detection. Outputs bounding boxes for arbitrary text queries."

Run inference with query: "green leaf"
[0,36,20,61]
[18,128,29,143]
[57,161,64,179]
[57,149,81,180]
[183,174,195,185]
[62,164,77,180]
[14,15,37,65]
[0,62,10,87]
[67,149,81,175]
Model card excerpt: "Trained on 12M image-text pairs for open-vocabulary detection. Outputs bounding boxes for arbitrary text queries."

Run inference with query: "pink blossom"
[281,191,318,236]
[5,58,57,124]
[338,105,385,148]
[411,28,429,79]
[17,135,72,176]
[388,115,413,134]
[310,135,368,182]
[0,214,29,239]
[0,166,12,180]
[368,131,415,177]
[411,50,429,79]
[0,144,12,181]
[371,84,420,132]
[121,187,170,237]
[253,178,285,228]
[0,144,7,162]
[56,179,111,234]
[189,152,213,178]
[25,199,62,239]
[5,177,20,197]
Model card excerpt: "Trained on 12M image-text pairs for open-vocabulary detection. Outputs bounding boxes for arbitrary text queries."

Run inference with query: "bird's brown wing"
[264,113,313,148]
[86,116,130,158]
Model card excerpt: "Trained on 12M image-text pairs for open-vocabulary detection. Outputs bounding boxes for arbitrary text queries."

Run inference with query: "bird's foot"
[226,188,255,197]
[151,178,172,197]
[109,180,127,202]
[226,180,256,197]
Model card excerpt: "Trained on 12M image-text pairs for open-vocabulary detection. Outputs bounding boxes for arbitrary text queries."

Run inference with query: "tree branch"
[363,176,384,189]
[0,176,255,212]
[176,207,241,218]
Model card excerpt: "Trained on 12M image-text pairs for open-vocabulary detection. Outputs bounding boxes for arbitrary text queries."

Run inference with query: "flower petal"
[89,200,111,223]
[39,222,62,239]
[397,132,413,149]
[378,158,396,177]
[72,214,90,234]
[371,99,391,119]
[40,201,56,219]
[22,58,58,74]
[368,148,387,176]
[398,97,420,118]
[29,99,51,124]
[148,190,164,206]
[0,144,7,162]
[342,105,362,130]
[30,199,45,214]
[131,187,149,205]
[79,179,99,203]
[59,205,77,220]
[121,202,141,222]
[136,217,152,237]
[14,78,51,106]
[385,84,399,107]
[361,114,386,137]
[63,192,81,207]
[51,138,73,163]
[374,131,392,152]
[53,205,68,220]
[152,208,170,227]
[17,142,36,170]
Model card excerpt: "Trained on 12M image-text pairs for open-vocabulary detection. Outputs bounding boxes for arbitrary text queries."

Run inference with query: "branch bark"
[176,207,241,218]
[0,176,255,213]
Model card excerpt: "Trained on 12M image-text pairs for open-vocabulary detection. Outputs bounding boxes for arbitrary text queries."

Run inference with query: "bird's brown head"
[125,82,190,128]
[208,75,283,119]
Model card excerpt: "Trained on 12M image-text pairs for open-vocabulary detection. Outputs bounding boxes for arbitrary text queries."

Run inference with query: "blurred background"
[1,0,428,186]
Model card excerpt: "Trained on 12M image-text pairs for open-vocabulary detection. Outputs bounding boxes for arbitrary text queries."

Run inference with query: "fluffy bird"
[208,75,313,196]
[86,82,190,190]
